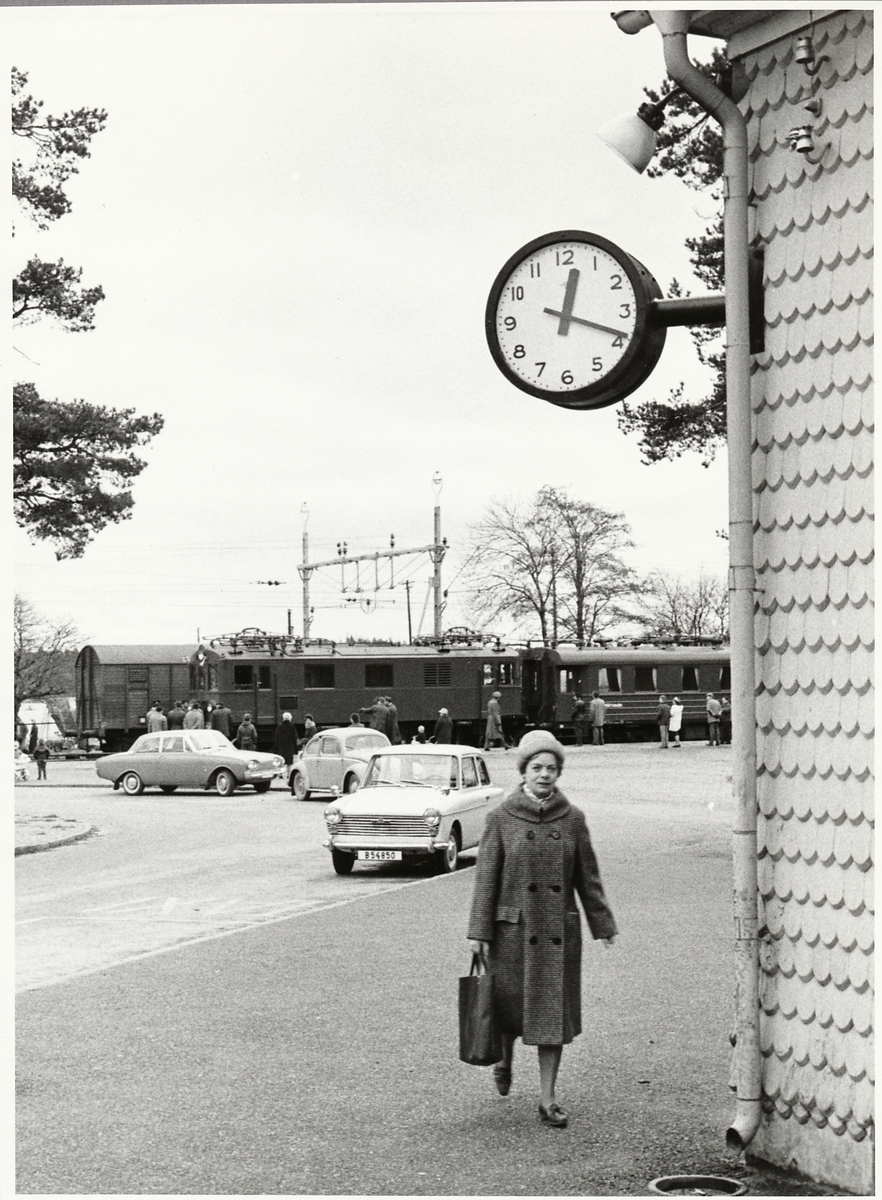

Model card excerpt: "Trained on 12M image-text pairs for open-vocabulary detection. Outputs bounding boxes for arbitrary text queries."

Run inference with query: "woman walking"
[467,730,617,1128]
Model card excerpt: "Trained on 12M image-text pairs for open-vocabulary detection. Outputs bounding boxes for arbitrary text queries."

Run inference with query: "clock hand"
[542,308,628,339]
[551,268,581,336]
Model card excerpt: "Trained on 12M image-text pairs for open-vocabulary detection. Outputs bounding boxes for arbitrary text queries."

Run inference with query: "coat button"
[550,884,561,893]
[528,883,538,892]
[529,936,538,945]
[550,830,561,840]
[552,937,562,945]
[526,830,535,840]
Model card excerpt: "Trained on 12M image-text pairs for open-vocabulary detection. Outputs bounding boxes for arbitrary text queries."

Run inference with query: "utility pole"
[405,579,413,643]
[299,503,311,640]
[431,471,446,639]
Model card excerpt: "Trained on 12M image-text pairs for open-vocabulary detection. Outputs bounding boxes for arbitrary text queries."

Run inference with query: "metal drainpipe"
[645,10,762,1151]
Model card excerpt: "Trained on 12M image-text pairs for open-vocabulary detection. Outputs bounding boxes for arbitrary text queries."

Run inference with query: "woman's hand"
[469,940,491,957]
[602,936,616,948]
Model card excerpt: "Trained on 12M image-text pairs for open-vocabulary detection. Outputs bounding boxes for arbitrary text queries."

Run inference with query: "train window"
[233,665,253,690]
[280,695,299,712]
[719,664,731,689]
[365,663,394,689]
[424,662,452,687]
[498,662,516,686]
[128,666,148,684]
[634,667,657,691]
[598,667,621,692]
[258,666,271,690]
[462,757,479,788]
[681,666,700,691]
[305,663,335,689]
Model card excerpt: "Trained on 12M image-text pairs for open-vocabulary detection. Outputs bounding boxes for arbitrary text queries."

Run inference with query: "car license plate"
[357,849,402,862]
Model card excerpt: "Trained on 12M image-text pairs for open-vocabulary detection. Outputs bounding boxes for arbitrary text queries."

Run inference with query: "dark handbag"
[458,951,502,1066]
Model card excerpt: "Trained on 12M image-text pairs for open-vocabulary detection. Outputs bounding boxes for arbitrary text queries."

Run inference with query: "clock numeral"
[555,249,574,266]
[513,344,525,359]
[503,316,517,331]
[610,274,623,290]
[509,285,524,301]
[612,335,625,348]
[561,370,573,385]
[535,362,546,376]
[530,261,541,278]
[592,357,603,372]
[619,303,632,318]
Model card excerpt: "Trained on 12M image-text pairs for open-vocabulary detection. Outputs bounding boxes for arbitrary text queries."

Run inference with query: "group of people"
[570,692,607,746]
[655,693,731,748]
[143,700,261,751]
[359,696,403,744]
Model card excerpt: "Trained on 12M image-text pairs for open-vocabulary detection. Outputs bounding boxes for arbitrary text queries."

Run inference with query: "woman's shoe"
[493,1065,512,1096]
[538,1103,568,1128]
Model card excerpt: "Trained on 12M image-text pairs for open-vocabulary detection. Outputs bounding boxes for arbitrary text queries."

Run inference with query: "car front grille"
[337,815,432,839]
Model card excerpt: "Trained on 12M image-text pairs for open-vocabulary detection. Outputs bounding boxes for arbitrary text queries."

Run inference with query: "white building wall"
[739,10,874,1193]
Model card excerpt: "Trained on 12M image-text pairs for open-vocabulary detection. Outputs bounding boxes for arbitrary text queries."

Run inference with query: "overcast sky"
[10,1,729,648]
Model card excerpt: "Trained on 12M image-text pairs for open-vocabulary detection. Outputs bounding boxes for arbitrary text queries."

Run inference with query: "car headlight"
[325,806,343,826]
[246,759,260,770]
[423,807,441,829]
[272,756,284,768]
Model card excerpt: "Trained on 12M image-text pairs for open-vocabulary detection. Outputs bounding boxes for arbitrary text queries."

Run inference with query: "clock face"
[485,230,665,410]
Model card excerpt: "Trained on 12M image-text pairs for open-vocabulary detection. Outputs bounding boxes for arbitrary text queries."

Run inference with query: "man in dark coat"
[167,702,186,730]
[27,723,39,755]
[273,712,299,766]
[360,698,390,736]
[433,708,453,744]
[656,694,671,749]
[385,697,402,745]
[210,702,231,738]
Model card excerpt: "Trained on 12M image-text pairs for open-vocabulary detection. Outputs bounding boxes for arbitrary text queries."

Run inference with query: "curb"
[15,825,98,857]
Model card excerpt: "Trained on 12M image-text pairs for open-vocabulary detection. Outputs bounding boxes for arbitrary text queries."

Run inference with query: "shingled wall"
[740,10,874,1193]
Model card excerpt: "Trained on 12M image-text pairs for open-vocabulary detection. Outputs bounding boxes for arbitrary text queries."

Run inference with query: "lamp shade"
[596,112,658,174]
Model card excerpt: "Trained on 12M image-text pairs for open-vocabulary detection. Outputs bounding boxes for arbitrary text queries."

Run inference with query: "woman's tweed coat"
[467,785,617,1045]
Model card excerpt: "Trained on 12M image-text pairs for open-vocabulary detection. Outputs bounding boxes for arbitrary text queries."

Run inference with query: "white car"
[322,744,504,875]
[288,727,391,800]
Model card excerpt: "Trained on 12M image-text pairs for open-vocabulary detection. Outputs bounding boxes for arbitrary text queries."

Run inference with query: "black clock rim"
[485,229,659,407]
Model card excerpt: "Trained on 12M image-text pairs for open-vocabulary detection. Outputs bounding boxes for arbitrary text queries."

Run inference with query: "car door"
[159,733,198,787]
[313,734,343,791]
[457,755,488,849]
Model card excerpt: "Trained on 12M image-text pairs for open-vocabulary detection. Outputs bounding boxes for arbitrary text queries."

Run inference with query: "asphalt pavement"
[15,748,838,1196]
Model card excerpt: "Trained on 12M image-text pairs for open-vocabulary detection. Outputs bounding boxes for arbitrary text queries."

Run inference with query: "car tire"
[121,771,144,797]
[160,785,178,795]
[344,774,359,795]
[331,848,355,875]
[253,782,271,794]
[291,773,310,801]
[215,769,236,797]
[435,828,460,874]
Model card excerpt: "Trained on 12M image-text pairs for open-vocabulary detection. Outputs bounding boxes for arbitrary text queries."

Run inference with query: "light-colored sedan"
[322,744,504,875]
[288,727,391,800]
[95,729,284,797]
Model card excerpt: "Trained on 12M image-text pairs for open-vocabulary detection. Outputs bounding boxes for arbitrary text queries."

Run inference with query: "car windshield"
[189,731,233,752]
[361,753,458,790]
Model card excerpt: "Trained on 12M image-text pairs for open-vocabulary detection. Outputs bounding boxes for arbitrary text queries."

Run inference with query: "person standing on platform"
[588,692,606,746]
[571,695,586,747]
[669,697,684,748]
[434,708,453,744]
[656,695,671,749]
[273,712,299,767]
